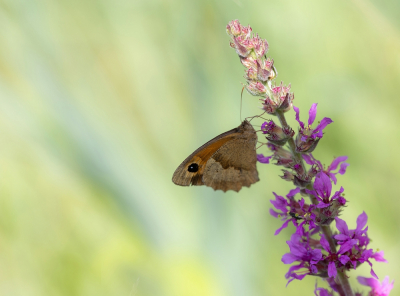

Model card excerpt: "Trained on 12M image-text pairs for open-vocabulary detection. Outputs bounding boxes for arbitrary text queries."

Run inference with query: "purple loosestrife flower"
[358,276,394,296]
[334,213,388,279]
[303,154,350,185]
[314,283,334,296]
[270,188,317,235]
[282,232,322,285]
[306,173,346,209]
[319,234,339,278]
[293,103,333,153]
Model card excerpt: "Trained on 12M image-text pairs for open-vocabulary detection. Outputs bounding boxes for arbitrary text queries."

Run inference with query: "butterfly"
[172,120,259,192]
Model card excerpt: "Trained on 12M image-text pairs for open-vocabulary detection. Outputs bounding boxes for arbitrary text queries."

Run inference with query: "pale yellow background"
[0,0,399,295]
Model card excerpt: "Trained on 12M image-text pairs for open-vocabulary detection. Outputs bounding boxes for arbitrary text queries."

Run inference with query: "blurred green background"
[1,0,399,295]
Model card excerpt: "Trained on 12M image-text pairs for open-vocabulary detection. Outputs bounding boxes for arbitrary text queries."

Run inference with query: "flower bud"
[260,82,293,114]
[261,120,288,145]
[256,58,275,82]
[252,33,269,58]
[246,81,267,96]
[295,135,320,153]
[226,20,252,38]
[293,175,312,188]
[281,170,294,181]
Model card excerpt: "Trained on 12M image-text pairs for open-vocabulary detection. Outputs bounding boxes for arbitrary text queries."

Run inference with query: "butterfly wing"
[172,120,259,192]
[172,127,240,186]
[202,122,259,192]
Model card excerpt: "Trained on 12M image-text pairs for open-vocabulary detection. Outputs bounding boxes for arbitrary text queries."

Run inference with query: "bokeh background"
[1,0,399,295]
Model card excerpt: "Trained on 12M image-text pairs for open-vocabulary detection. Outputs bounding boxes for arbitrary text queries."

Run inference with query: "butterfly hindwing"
[202,123,259,192]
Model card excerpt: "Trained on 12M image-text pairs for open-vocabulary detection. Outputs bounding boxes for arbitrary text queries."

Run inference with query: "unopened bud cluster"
[227,20,293,115]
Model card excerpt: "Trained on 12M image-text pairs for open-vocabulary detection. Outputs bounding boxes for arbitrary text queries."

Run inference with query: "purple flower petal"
[295,223,305,235]
[338,162,350,175]
[372,251,388,263]
[319,235,330,253]
[313,172,332,198]
[334,234,348,241]
[356,211,368,232]
[269,208,280,218]
[302,154,314,165]
[317,202,330,208]
[270,192,289,212]
[257,153,272,163]
[335,217,349,235]
[329,173,338,185]
[358,276,394,296]
[287,187,300,198]
[314,287,333,296]
[331,187,344,200]
[358,276,379,289]
[310,249,323,263]
[293,106,304,129]
[285,264,304,280]
[337,196,346,205]
[275,219,290,235]
[328,156,348,171]
[327,261,337,278]
[282,253,298,264]
[338,239,358,254]
[308,103,318,126]
[370,266,378,279]
[313,117,333,138]
[339,255,350,265]
[359,249,374,262]
[310,264,318,274]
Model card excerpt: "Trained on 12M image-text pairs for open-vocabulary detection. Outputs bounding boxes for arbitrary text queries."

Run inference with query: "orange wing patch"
[172,135,236,186]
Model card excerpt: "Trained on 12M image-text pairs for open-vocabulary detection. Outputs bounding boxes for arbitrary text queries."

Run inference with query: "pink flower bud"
[226,19,242,37]
[246,81,267,96]
[246,67,258,80]
[240,56,257,68]
[252,33,269,58]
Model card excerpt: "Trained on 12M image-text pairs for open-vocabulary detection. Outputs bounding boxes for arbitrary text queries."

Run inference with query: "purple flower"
[334,212,369,248]
[302,154,350,185]
[257,153,273,164]
[270,188,317,235]
[314,283,333,296]
[333,212,387,279]
[282,233,322,285]
[306,173,346,209]
[260,120,289,145]
[293,104,333,152]
[257,143,294,166]
[319,235,338,278]
[358,276,394,296]
[294,103,333,139]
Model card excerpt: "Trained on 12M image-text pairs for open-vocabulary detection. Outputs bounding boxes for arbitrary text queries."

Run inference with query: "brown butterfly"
[172,120,259,192]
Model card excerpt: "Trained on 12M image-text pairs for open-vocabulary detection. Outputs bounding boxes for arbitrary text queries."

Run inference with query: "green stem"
[275,110,354,296]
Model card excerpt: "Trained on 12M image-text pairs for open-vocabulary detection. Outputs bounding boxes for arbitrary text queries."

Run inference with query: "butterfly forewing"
[172,133,238,186]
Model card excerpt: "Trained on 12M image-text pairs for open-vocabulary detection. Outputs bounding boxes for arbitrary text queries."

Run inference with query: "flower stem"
[275,110,354,296]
